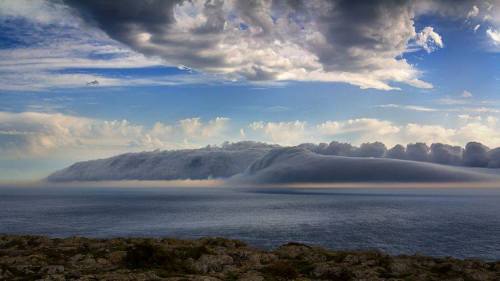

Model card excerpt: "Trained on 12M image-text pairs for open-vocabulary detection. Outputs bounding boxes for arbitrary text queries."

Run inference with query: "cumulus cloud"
[415,26,444,53]
[487,28,500,45]
[2,0,497,90]
[0,0,221,91]
[317,118,400,139]
[59,0,449,90]
[429,143,463,165]
[463,142,490,167]
[247,114,500,149]
[386,144,407,159]
[0,111,232,159]
[462,90,473,98]
[248,121,307,145]
[0,111,143,158]
[6,110,500,172]
[467,5,479,18]
[406,143,430,162]
[403,124,456,144]
[487,148,500,168]
[357,142,387,158]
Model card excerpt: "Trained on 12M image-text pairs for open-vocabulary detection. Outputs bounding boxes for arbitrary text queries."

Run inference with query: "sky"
[0,0,499,181]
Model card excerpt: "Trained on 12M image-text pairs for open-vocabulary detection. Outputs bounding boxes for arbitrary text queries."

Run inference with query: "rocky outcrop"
[0,235,498,280]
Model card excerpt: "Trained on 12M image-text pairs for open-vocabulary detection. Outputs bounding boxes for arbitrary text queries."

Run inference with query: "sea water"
[0,186,499,260]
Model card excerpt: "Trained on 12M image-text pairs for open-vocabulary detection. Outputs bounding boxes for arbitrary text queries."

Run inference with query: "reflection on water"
[0,185,499,260]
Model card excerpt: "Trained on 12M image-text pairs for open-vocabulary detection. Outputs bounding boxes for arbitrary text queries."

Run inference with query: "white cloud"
[0,36,217,91]
[458,114,482,122]
[52,0,444,91]
[376,104,437,112]
[0,1,225,91]
[317,119,400,138]
[5,111,500,171]
[467,5,479,18]
[0,0,75,25]
[378,101,500,115]
[178,117,230,139]
[415,26,444,53]
[0,111,232,159]
[486,28,500,45]
[403,123,456,144]
[248,116,500,148]
[1,0,499,90]
[248,121,307,145]
[0,42,162,72]
[0,111,140,157]
[462,90,473,98]
[437,97,469,105]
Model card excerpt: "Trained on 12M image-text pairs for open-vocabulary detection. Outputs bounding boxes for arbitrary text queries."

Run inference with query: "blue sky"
[0,0,499,181]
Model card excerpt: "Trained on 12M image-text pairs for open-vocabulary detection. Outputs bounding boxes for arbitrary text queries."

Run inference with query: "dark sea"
[1,186,499,260]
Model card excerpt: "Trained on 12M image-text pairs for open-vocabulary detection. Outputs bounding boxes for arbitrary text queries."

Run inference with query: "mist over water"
[1,185,499,260]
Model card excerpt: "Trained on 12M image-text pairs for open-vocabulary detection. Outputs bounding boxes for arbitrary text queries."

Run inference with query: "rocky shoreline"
[0,235,498,281]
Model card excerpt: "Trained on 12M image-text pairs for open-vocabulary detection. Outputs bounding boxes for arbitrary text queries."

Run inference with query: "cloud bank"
[47,141,276,182]
[238,147,500,184]
[47,139,500,183]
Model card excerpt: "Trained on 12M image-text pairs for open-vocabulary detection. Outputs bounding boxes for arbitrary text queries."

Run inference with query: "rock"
[41,274,65,281]
[0,269,14,279]
[238,271,264,281]
[193,254,234,273]
[276,243,312,259]
[390,260,410,275]
[42,265,64,274]
[108,251,127,264]
[0,235,498,280]
[96,257,109,265]
[69,253,84,264]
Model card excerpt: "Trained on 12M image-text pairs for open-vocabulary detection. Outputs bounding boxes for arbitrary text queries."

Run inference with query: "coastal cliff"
[0,235,498,280]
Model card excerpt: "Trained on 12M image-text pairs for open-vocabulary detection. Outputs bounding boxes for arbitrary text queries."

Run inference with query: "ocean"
[0,185,499,260]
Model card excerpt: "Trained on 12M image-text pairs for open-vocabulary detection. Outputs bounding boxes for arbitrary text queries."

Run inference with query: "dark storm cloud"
[463,142,490,167]
[429,143,463,165]
[66,0,182,42]
[406,143,430,162]
[386,144,406,160]
[487,148,500,168]
[66,0,230,69]
[357,142,387,158]
[311,0,415,71]
[63,0,484,88]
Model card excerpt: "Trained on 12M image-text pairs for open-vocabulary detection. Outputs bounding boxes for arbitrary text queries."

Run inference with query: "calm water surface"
[0,186,499,260]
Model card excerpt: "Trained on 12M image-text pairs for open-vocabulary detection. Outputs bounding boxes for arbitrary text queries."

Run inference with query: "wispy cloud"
[376,104,438,112]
